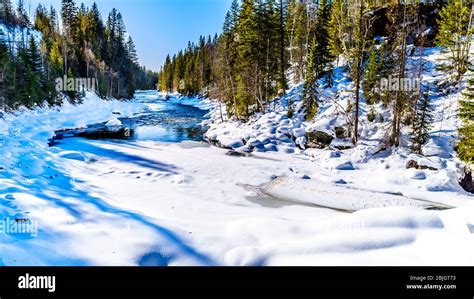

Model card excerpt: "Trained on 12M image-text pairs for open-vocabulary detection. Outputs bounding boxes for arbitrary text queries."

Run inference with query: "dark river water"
[125,91,209,143]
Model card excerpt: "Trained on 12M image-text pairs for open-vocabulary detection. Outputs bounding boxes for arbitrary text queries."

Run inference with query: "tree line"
[158,0,473,167]
[0,0,157,110]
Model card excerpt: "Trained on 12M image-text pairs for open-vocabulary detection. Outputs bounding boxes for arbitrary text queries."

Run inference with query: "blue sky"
[26,0,232,71]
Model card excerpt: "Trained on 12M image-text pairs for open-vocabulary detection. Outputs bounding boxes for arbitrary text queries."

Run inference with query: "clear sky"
[26,0,232,71]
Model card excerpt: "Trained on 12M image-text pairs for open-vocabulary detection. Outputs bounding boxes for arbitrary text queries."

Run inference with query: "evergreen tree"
[276,0,287,93]
[459,70,474,164]
[313,0,333,83]
[435,0,473,83]
[411,92,433,155]
[363,47,380,105]
[286,0,308,84]
[127,36,139,66]
[235,0,259,117]
[61,0,77,37]
[16,0,30,27]
[0,28,8,109]
[0,0,16,25]
[302,37,320,121]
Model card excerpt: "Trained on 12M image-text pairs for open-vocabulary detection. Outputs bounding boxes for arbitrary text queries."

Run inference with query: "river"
[123,91,210,143]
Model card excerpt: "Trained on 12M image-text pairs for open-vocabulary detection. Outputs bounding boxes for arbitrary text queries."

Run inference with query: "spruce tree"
[363,47,380,105]
[302,38,320,121]
[411,93,433,155]
[459,70,474,164]
[0,29,8,110]
[435,0,473,83]
[0,0,16,25]
[61,0,77,37]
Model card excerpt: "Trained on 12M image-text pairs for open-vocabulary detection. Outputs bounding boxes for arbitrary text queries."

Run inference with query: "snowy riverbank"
[0,45,473,265]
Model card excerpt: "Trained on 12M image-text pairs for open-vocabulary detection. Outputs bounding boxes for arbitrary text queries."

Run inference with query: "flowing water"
[124,91,209,143]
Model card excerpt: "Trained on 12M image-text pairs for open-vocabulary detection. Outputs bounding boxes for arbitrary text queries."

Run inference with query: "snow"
[105,118,122,127]
[0,45,473,266]
[260,177,454,211]
[0,24,42,54]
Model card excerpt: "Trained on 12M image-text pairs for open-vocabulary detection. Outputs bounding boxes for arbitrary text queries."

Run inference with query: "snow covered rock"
[422,139,452,159]
[330,138,354,150]
[406,154,442,171]
[292,128,306,138]
[306,131,334,149]
[105,118,122,127]
[335,161,355,171]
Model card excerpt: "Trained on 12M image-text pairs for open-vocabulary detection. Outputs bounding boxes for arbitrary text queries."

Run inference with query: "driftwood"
[49,122,133,146]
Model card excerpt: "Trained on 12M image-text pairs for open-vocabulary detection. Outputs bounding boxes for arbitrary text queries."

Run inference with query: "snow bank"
[202,45,472,198]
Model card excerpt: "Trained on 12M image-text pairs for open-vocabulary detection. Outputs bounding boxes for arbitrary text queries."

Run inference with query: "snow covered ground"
[0,46,473,266]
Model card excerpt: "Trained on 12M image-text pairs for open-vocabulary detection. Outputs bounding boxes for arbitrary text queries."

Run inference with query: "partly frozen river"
[124,91,209,143]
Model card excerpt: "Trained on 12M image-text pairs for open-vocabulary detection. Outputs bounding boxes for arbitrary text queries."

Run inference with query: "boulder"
[335,161,355,171]
[49,122,133,146]
[406,160,438,171]
[330,138,354,150]
[306,131,334,149]
[460,168,474,194]
[226,150,248,157]
[334,126,347,139]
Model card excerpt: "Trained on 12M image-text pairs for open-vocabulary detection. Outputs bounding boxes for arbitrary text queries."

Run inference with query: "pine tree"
[459,70,474,164]
[127,36,139,66]
[389,2,419,147]
[302,38,320,121]
[363,47,380,105]
[0,0,16,25]
[61,0,77,37]
[16,0,30,27]
[435,0,473,83]
[287,0,309,84]
[235,0,259,117]
[313,0,333,82]
[277,0,287,93]
[411,93,433,155]
[0,28,8,110]
[328,0,347,59]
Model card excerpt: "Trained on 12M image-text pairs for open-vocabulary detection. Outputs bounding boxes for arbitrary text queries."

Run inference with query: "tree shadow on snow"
[0,138,215,266]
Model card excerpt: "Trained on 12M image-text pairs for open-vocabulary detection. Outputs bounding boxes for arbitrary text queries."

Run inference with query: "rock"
[306,131,334,149]
[277,126,292,135]
[333,179,348,184]
[330,138,354,150]
[105,118,122,127]
[256,135,270,145]
[222,139,244,149]
[460,168,474,194]
[301,175,311,180]
[330,151,342,158]
[295,136,307,149]
[334,127,347,139]
[292,128,306,138]
[335,161,355,171]
[264,144,278,152]
[49,122,133,146]
[226,150,247,157]
[406,160,438,171]
[410,171,427,180]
